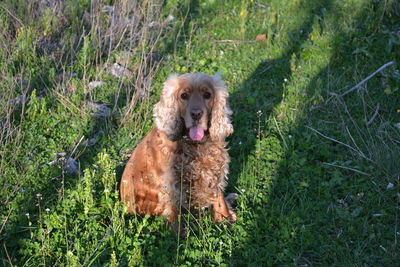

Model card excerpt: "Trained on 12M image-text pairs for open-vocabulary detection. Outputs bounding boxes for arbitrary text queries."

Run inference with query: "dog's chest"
[174,141,229,207]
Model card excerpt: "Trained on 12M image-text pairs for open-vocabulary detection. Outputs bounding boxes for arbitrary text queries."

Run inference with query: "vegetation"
[0,0,399,265]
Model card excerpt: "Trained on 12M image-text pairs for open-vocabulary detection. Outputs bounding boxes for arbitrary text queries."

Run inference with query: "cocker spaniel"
[120,73,237,229]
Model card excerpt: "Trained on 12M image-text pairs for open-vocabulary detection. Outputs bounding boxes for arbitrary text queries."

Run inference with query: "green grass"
[1,0,399,265]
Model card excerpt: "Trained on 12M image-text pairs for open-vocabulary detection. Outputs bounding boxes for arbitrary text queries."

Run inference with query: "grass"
[0,0,399,265]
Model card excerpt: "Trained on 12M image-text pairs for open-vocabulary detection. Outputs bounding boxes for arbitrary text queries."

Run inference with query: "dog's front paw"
[213,212,225,223]
[213,209,237,223]
[227,210,237,223]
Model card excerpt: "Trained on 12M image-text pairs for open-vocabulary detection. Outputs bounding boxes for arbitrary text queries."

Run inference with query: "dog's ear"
[154,74,183,141]
[209,74,233,141]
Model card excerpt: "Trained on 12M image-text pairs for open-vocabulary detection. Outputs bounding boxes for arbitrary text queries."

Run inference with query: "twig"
[3,243,14,267]
[69,135,85,159]
[366,103,380,126]
[0,207,14,236]
[306,125,372,162]
[340,61,394,97]
[322,162,370,176]
[212,39,257,44]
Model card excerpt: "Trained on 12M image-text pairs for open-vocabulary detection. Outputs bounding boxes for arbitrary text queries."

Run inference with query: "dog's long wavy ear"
[209,74,233,141]
[154,74,183,141]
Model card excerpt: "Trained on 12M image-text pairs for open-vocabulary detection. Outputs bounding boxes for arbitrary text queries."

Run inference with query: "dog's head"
[154,73,233,142]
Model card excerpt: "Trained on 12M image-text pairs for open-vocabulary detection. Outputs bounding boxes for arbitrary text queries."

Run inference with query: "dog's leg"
[171,218,188,238]
[212,191,237,223]
[166,207,188,238]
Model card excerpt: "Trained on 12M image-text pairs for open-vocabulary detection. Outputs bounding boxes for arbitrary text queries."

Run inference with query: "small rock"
[103,5,114,13]
[57,72,77,82]
[87,102,112,117]
[108,63,133,79]
[8,95,24,106]
[164,15,175,23]
[386,182,394,190]
[88,137,97,146]
[56,152,67,158]
[88,81,105,90]
[64,157,78,174]
[148,21,158,27]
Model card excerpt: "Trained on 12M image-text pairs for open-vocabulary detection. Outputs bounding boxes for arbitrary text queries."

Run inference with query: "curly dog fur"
[120,73,237,226]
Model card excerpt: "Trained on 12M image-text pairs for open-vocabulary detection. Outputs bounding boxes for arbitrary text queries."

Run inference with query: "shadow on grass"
[229,0,400,265]
[228,0,333,186]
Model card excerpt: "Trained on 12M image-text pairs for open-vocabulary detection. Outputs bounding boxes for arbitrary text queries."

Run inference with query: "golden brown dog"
[120,73,236,228]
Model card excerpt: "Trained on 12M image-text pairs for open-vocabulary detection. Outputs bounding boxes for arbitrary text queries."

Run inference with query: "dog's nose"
[190,109,203,120]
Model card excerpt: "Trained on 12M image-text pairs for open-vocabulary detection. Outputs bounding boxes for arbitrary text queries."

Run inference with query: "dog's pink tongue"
[189,126,204,141]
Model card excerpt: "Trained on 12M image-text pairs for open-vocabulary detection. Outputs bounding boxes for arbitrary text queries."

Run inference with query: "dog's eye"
[181,92,189,100]
[204,92,211,99]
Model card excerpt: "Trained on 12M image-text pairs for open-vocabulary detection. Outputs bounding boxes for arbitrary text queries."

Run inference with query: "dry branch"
[322,162,370,176]
[340,61,394,97]
[366,103,380,126]
[306,125,372,162]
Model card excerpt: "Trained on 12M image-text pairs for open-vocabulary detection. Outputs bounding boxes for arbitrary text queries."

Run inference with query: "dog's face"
[154,73,233,142]
[175,74,215,141]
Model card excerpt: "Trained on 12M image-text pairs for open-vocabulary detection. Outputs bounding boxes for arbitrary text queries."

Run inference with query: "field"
[1,0,399,265]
